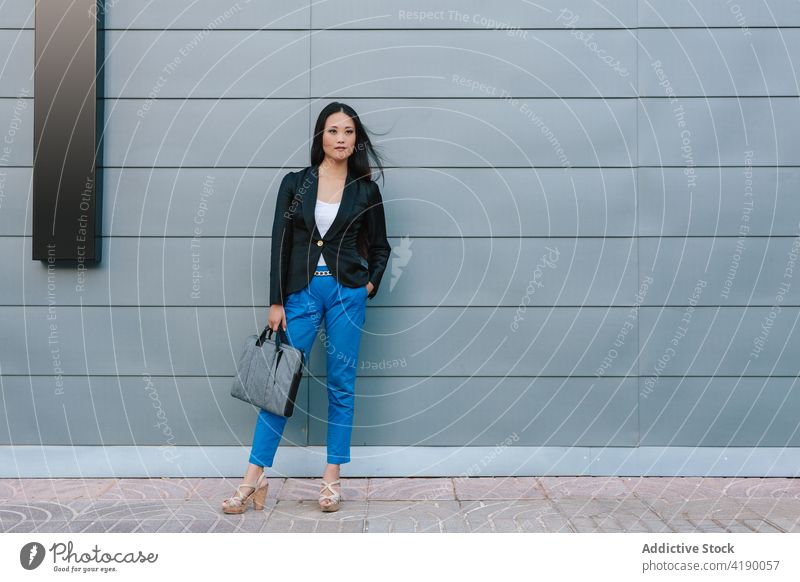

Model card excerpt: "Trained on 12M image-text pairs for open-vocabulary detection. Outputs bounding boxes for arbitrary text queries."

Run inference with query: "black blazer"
[269,164,391,306]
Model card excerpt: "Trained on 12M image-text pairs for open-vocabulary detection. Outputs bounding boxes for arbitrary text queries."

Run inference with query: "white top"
[314,199,340,267]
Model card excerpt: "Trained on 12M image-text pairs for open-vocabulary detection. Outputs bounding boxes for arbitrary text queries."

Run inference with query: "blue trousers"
[249,265,368,466]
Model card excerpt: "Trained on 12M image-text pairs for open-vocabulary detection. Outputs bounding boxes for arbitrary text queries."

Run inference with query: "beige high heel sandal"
[319,479,341,512]
[221,472,268,514]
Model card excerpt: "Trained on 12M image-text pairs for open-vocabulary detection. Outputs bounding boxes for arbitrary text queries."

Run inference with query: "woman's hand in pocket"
[366,281,374,296]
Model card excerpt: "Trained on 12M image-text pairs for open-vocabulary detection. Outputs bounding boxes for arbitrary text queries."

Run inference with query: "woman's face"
[321,112,356,163]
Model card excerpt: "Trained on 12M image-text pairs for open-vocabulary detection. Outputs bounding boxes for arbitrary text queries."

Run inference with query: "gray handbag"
[230,326,305,417]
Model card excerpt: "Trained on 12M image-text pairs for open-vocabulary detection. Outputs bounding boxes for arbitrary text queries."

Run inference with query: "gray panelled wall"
[1,0,799,477]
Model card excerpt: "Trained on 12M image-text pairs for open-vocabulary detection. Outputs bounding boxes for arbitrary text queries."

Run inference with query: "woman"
[222,102,391,514]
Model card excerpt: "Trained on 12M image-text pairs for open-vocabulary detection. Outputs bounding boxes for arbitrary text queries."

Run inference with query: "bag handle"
[256,325,288,350]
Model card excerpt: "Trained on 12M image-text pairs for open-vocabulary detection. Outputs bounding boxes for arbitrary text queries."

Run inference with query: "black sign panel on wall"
[32,0,105,261]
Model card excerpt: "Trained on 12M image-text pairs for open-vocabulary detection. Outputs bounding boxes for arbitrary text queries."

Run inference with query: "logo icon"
[389,236,413,292]
[20,542,46,570]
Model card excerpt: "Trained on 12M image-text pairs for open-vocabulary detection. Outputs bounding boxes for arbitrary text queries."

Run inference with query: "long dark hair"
[310,102,387,259]
[310,102,386,184]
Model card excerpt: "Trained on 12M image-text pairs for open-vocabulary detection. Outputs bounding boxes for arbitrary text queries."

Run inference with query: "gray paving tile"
[476,516,573,533]
[278,478,367,501]
[464,518,510,533]
[314,519,365,533]
[0,480,19,501]
[0,479,116,502]
[0,510,25,529]
[276,477,324,500]
[645,498,765,521]
[713,477,800,499]
[156,516,263,533]
[4,519,69,533]
[627,520,675,533]
[98,478,196,500]
[205,519,239,533]
[541,476,629,498]
[365,501,466,533]
[684,519,731,533]
[269,500,368,520]
[461,500,570,532]
[741,499,800,520]
[175,499,276,521]
[658,516,783,533]
[62,520,115,533]
[741,519,784,532]
[231,518,268,533]
[192,515,267,533]
[661,518,706,533]
[132,520,169,533]
[367,517,469,533]
[190,477,285,501]
[0,520,34,533]
[155,519,191,533]
[261,518,318,533]
[7,477,796,533]
[454,477,544,500]
[367,478,455,500]
[568,516,671,533]
[622,477,732,501]
[36,521,72,533]
[712,519,759,533]
[0,501,80,523]
[259,500,367,532]
[759,517,800,532]
[553,497,662,522]
[188,499,366,532]
[68,499,183,522]
[689,477,800,499]
[105,520,142,533]
[183,519,217,533]
[684,477,743,497]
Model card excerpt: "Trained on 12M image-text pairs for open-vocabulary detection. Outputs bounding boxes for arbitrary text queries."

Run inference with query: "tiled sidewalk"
[1,477,799,533]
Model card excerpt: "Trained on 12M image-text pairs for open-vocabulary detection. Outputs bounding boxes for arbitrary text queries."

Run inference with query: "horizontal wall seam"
[2,374,799,378]
[2,307,800,311]
[7,26,800,31]
[8,96,800,100]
